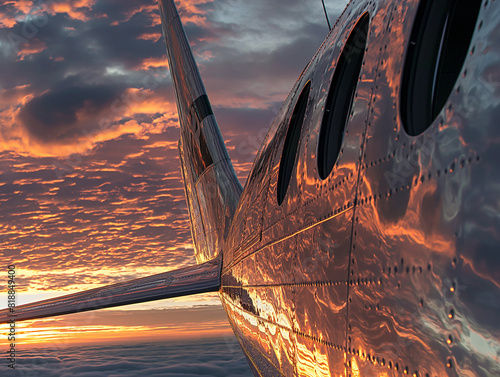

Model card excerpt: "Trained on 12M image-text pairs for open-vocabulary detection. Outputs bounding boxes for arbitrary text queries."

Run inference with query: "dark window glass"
[317,13,369,180]
[277,81,311,205]
[401,0,482,136]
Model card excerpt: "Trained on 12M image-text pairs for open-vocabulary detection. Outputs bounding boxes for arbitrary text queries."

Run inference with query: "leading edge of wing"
[0,256,221,324]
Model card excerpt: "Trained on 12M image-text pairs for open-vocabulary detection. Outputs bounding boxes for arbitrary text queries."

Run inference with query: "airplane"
[2,0,499,375]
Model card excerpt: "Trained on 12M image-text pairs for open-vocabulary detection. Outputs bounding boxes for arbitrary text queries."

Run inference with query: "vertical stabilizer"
[158,0,242,263]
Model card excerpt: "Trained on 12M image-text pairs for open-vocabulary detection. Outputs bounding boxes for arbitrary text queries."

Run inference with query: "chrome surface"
[218,0,500,375]
[0,255,221,323]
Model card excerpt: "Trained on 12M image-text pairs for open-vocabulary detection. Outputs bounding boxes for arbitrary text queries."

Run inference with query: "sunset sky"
[0,0,348,348]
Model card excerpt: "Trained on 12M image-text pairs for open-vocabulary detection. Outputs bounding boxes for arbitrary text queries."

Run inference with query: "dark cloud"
[0,1,164,94]
[18,84,125,142]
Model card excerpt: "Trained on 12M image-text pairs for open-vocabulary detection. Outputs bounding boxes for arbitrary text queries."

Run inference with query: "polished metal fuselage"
[218,0,500,376]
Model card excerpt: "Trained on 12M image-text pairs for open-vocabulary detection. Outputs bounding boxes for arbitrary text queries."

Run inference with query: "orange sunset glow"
[0,0,346,373]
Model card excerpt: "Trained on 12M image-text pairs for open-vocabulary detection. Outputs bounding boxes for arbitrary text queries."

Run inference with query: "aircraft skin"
[1,0,499,376]
[160,0,500,375]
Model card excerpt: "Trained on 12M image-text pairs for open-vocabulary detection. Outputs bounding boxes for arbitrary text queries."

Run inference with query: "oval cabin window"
[277,81,311,206]
[401,0,482,136]
[317,13,369,180]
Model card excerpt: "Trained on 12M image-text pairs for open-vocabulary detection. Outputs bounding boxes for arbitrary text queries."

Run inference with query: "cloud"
[18,84,125,142]
[137,31,162,42]
[45,0,97,22]
[0,127,194,285]
[16,38,48,59]
[0,1,35,28]
[0,336,253,376]
[93,0,159,27]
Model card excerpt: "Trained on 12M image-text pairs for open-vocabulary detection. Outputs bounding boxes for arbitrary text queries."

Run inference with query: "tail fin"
[158,0,242,263]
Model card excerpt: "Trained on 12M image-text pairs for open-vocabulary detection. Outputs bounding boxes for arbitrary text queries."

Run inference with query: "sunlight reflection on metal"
[351,357,360,377]
[217,0,500,375]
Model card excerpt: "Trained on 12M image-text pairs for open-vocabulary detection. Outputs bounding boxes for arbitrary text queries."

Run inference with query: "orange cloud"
[0,0,35,28]
[177,0,213,27]
[0,85,179,158]
[3,0,34,16]
[113,4,159,27]
[195,49,214,61]
[136,57,169,70]
[45,0,96,21]
[0,13,17,28]
[137,31,162,42]
[17,39,47,60]
[0,84,33,105]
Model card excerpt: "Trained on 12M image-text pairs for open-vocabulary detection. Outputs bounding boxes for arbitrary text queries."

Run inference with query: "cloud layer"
[0,336,253,376]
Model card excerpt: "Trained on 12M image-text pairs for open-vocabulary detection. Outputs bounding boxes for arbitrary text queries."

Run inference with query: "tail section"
[158,0,242,263]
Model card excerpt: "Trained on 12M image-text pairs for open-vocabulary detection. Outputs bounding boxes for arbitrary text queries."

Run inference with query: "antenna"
[321,0,332,31]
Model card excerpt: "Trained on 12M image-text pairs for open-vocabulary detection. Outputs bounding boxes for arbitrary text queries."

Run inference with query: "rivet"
[448,308,455,319]
[450,282,456,292]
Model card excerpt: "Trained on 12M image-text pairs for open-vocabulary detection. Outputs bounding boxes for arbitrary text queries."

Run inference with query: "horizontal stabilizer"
[0,256,221,323]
